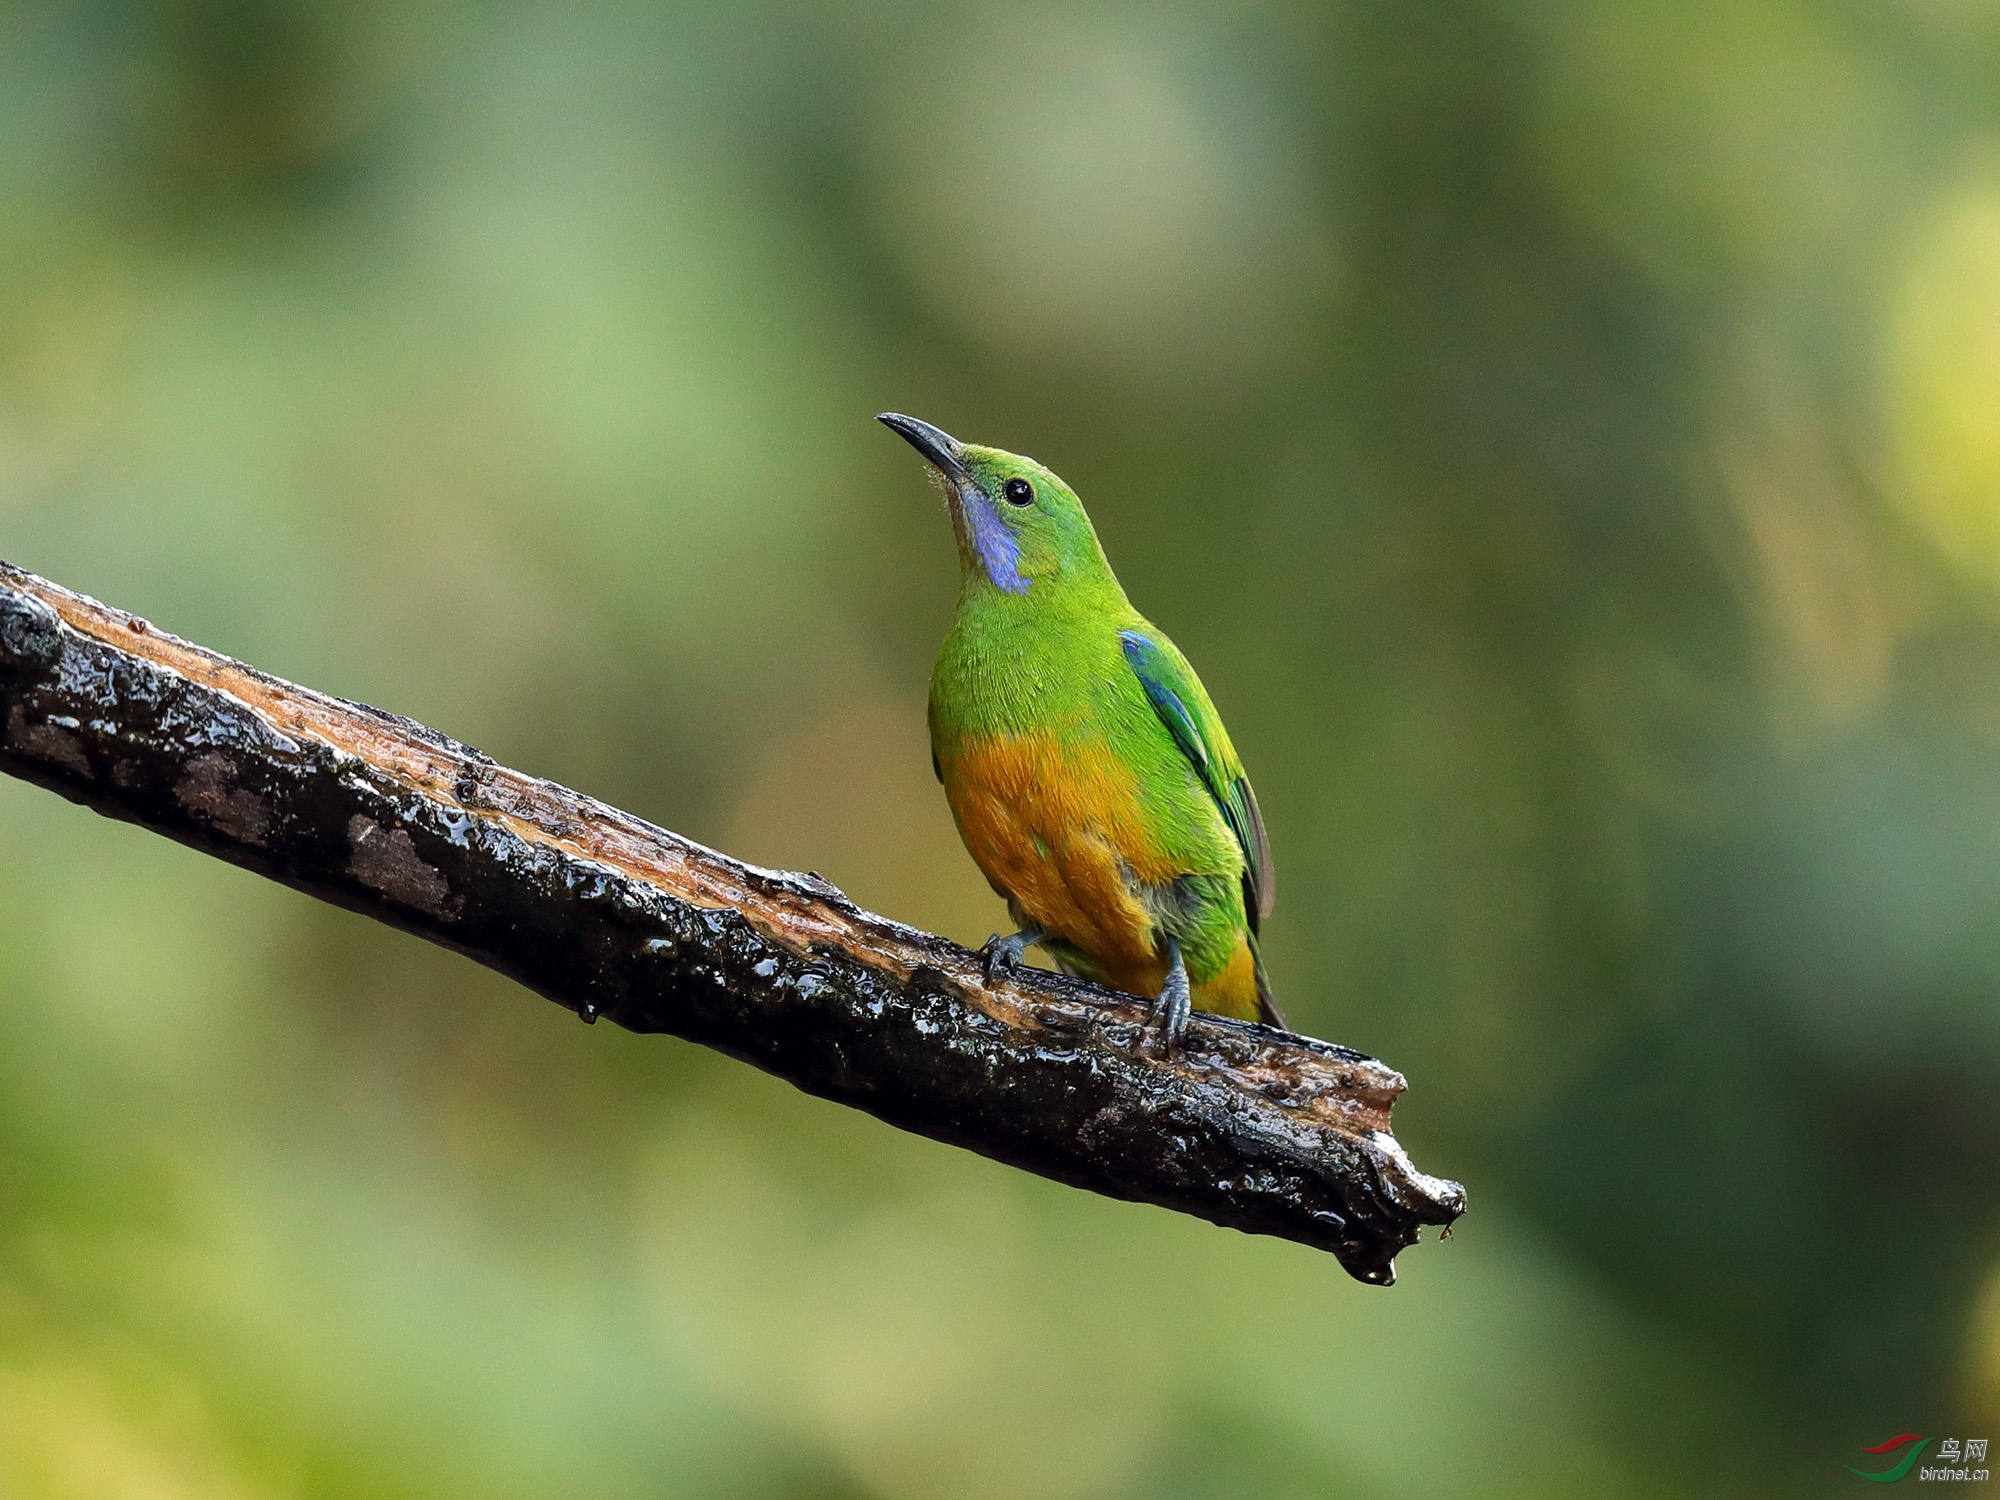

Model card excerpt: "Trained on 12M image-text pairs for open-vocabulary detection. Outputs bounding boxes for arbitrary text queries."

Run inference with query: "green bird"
[879,413,1283,1050]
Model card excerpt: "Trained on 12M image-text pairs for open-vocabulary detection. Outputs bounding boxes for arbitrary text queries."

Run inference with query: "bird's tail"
[1249,933,1288,1031]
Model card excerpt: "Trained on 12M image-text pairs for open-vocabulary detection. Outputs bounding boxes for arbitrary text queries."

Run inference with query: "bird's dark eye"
[1002,477,1034,506]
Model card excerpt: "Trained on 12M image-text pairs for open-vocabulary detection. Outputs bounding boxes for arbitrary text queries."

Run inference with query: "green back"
[924,440,1272,918]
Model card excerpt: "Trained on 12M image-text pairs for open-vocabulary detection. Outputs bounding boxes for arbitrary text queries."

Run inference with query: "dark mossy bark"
[0,561,1462,1283]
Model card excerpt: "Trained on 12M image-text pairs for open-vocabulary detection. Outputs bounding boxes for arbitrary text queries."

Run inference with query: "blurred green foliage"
[5,1,2000,1494]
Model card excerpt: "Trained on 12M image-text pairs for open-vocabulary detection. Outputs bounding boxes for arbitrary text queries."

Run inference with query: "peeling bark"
[0,560,1464,1283]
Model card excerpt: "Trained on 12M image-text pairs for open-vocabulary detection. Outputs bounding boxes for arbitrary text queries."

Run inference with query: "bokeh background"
[3,1,2000,1494]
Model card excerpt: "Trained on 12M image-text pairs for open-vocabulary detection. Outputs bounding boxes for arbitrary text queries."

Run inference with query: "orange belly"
[939,730,1261,1019]
[943,731,1165,975]
[1199,936,1260,1020]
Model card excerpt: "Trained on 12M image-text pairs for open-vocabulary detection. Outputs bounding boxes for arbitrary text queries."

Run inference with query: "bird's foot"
[1142,943,1193,1059]
[978,926,1043,986]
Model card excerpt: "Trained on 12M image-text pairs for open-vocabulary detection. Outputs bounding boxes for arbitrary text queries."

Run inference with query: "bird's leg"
[978,925,1045,986]
[1146,939,1193,1058]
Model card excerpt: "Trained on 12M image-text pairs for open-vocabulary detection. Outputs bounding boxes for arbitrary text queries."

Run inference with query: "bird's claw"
[979,928,1039,987]
[1143,959,1192,1059]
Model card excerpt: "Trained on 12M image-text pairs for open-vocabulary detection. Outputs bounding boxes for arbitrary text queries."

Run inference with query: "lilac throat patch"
[963,488,1029,595]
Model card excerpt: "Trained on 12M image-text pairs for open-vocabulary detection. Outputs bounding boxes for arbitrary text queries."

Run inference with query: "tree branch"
[0,558,1462,1284]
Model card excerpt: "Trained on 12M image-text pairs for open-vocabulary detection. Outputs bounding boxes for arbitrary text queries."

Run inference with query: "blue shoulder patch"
[1119,626,1275,928]
[1119,630,1207,772]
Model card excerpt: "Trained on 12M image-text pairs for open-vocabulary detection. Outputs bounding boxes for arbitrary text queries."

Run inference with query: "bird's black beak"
[877,412,972,484]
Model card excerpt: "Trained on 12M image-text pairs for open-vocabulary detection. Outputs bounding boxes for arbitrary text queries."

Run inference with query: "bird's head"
[877,413,1113,599]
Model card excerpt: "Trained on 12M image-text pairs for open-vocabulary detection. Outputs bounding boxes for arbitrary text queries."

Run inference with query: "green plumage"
[881,414,1280,1033]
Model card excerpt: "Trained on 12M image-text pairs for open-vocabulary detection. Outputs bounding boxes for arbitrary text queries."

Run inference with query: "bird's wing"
[1117,628,1275,930]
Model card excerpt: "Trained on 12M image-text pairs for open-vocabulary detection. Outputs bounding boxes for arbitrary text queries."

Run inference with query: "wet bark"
[0,559,1463,1283]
